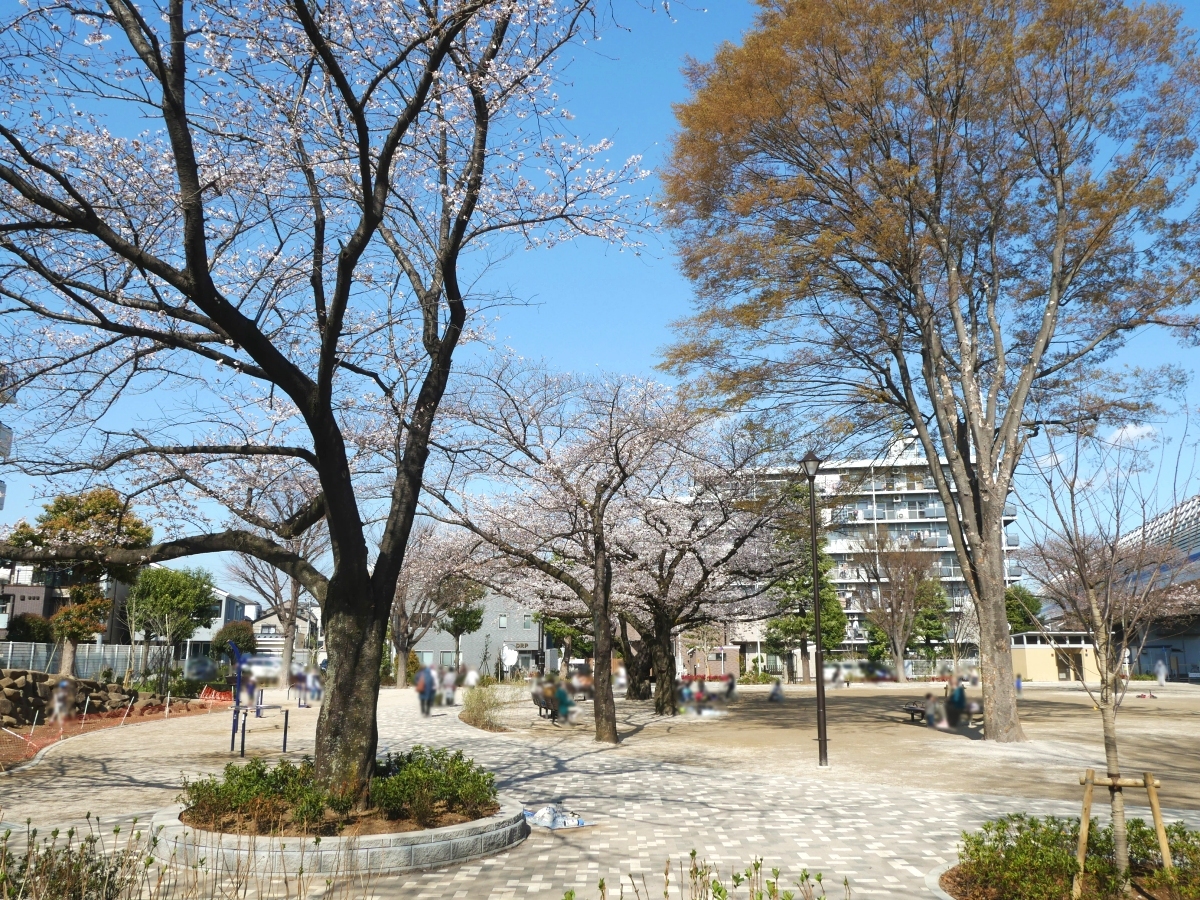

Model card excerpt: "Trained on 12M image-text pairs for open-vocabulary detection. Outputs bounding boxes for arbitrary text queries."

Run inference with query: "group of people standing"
[414,663,479,716]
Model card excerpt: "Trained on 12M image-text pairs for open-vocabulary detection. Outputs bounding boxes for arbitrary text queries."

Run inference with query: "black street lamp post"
[800,450,829,767]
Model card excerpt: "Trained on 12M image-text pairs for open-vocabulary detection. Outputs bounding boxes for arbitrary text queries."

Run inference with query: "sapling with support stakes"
[1023,406,1199,881]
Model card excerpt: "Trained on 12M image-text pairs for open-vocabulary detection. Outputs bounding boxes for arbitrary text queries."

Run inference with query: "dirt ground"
[492,681,1200,810]
[0,700,234,770]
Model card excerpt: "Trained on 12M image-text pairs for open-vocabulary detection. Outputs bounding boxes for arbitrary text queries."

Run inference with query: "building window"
[499,615,507,628]
[260,625,277,634]
[417,651,433,665]
[523,614,532,630]
[440,651,455,668]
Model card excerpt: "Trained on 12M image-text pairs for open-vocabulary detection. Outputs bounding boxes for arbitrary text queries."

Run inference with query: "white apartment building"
[814,449,1021,651]
[744,447,1020,657]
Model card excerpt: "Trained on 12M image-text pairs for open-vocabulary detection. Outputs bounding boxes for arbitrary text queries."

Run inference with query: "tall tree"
[611,420,795,713]
[768,547,845,684]
[662,0,1200,742]
[0,0,644,795]
[7,489,152,675]
[429,362,693,743]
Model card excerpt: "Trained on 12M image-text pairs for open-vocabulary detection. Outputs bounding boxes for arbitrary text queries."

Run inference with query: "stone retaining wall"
[0,669,186,727]
[149,795,528,875]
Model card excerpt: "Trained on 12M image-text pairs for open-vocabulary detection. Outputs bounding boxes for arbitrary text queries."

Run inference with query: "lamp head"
[799,450,822,481]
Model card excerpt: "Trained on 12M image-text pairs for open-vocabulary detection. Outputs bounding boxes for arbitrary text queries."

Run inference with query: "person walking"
[1155,658,1169,687]
[415,663,437,716]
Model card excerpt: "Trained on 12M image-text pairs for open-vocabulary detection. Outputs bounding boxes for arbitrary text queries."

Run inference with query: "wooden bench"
[902,701,927,722]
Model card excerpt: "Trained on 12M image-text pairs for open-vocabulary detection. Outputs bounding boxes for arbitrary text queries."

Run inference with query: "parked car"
[240,655,283,684]
[184,656,217,681]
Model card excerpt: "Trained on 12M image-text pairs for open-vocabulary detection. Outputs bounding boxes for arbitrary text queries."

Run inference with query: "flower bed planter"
[149,794,528,875]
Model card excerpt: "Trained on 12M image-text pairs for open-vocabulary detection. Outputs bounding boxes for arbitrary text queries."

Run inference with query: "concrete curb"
[150,794,528,875]
[925,860,957,899]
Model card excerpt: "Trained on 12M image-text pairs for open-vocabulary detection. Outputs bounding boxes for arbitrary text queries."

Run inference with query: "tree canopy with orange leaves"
[663,0,1200,741]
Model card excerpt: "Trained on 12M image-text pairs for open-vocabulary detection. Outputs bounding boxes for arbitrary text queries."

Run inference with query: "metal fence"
[908,658,979,679]
[0,642,176,680]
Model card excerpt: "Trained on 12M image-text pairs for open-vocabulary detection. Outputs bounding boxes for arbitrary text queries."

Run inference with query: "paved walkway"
[1,690,1197,899]
[368,692,1200,900]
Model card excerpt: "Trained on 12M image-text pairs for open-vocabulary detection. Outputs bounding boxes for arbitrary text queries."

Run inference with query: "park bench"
[532,688,558,722]
[902,701,927,722]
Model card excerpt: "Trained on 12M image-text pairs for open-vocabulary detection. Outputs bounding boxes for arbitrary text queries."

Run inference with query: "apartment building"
[741,447,1020,660]
[816,449,1021,652]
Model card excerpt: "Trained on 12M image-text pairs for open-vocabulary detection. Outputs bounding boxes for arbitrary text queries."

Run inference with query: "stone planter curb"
[925,860,956,899]
[149,794,528,875]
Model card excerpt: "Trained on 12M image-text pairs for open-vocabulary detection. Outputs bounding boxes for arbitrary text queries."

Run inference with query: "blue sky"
[3,0,1199,544]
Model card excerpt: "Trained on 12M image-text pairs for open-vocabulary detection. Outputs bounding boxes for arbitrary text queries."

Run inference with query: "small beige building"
[1011,632,1104,682]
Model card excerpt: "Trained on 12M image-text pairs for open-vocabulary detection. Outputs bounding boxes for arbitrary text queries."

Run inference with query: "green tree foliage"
[212,620,257,659]
[127,567,217,644]
[1005,585,1041,634]
[911,580,949,662]
[5,613,53,643]
[7,489,151,584]
[772,542,846,655]
[537,613,594,663]
[436,576,485,668]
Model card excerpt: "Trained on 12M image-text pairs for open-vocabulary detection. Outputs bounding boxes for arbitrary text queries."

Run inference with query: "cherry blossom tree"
[0,0,647,795]
[608,425,795,714]
[428,361,691,742]
[431,360,796,724]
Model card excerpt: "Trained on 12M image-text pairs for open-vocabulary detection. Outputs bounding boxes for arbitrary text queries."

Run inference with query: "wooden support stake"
[1074,768,1095,900]
[1144,771,1173,872]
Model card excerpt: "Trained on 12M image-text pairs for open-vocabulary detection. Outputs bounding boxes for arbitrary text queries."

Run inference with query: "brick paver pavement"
[369,692,1200,900]
[1,689,1197,899]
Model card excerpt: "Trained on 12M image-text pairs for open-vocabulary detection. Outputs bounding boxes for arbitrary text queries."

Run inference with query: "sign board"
[0,423,10,459]
[0,480,6,512]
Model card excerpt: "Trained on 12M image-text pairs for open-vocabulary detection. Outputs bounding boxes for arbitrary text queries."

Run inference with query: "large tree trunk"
[58,639,77,677]
[618,616,652,701]
[590,603,618,743]
[313,569,386,798]
[976,566,1024,741]
[651,620,677,716]
[892,641,908,683]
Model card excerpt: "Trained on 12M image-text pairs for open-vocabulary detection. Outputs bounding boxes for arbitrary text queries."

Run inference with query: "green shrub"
[180,758,327,833]
[181,749,497,834]
[371,746,497,824]
[958,814,1200,899]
